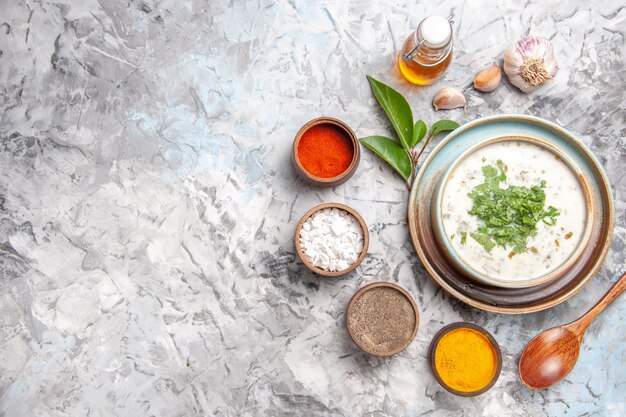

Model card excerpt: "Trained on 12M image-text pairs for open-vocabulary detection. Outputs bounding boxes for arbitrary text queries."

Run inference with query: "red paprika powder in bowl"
[292,117,360,187]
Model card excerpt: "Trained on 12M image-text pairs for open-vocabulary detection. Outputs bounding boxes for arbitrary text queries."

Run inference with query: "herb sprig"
[463,160,560,254]
[359,76,459,188]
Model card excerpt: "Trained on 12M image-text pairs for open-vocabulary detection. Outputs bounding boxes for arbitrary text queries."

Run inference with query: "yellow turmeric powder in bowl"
[429,323,502,396]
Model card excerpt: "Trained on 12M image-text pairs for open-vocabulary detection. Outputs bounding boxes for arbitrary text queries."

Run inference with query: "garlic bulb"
[433,87,466,111]
[503,36,558,93]
[474,64,502,92]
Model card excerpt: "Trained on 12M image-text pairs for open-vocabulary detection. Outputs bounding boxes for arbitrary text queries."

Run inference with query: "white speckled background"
[1,0,624,416]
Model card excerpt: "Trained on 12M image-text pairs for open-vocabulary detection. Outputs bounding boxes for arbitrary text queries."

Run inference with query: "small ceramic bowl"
[429,322,502,397]
[346,281,419,356]
[431,135,593,289]
[294,202,369,277]
[292,117,360,187]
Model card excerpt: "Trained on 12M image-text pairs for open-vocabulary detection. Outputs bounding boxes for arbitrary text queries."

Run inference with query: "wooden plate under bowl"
[408,114,614,314]
[294,202,369,277]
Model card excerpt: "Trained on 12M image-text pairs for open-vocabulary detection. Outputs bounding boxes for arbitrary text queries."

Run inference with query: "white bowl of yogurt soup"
[433,136,593,288]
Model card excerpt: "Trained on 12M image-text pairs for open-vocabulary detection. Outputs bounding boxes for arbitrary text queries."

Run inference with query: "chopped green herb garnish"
[450,234,455,240]
[467,160,560,254]
[460,231,467,245]
[470,232,496,252]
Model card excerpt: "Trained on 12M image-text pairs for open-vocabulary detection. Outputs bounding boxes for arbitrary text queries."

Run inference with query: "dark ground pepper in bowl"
[346,282,419,356]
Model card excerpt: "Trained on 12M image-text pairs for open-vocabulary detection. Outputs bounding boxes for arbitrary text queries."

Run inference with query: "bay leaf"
[430,119,460,137]
[366,76,414,152]
[359,135,412,180]
[411,119,427,147]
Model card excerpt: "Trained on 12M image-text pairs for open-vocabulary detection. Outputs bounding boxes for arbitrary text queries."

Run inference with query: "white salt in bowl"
[294,202,369,277]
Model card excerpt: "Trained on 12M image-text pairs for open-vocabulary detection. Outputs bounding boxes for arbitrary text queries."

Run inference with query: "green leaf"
[430,119,460,138]
[359,135,412,180]
[366,76,414,152]
[413,119,461,163]
[460,231,467,245]
[410,119,427,148]
[470,232,496,252]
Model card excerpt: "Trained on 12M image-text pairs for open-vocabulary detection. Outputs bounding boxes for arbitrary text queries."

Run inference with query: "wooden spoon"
[519,272,626,389]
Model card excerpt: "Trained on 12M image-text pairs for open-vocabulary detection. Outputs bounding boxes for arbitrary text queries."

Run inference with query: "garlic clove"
[433,87,467,111]
[503,36,558,93]
[474,64,502,92]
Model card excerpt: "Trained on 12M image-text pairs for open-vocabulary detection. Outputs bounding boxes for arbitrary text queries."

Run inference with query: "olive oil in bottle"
[398,15,453,85]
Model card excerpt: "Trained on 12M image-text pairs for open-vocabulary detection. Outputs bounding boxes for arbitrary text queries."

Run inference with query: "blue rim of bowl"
[432,134,595,288]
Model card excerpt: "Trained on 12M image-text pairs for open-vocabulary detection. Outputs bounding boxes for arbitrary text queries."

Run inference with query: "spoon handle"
[569,272,626,336]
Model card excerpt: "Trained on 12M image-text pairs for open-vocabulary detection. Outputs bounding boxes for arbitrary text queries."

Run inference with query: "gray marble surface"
[1,0,625,416]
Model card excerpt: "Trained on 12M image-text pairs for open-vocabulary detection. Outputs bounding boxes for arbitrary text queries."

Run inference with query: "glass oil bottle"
[398,15,454,85]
